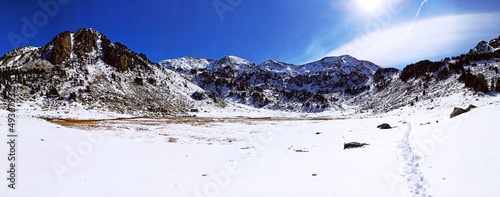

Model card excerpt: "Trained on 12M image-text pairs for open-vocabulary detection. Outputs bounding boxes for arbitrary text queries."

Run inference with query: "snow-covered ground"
[1,94,500,197]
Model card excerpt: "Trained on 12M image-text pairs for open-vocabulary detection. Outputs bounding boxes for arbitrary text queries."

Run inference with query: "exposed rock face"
[400,60,444,82]
[101,40,151,72]
[374,68,399,84]
[42,28,104,66]
[74,28,99,56]
[373,67,399,91]
[119,55,132,71]
[191,91,206,100]
[470,41,494,54]
[48,32,72,65]
[489,36,500,49]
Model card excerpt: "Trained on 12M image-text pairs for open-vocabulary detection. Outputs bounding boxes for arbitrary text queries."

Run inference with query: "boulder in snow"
[377,123,392,129]
[450,105,477,118]
[344,142,369,149]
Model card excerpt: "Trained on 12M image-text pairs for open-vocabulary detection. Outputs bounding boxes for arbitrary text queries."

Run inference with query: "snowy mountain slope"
[0,28,221,116]
[160,56,214,77]
[161,55,381,112]
[161,35,500,114]
[354,35,500,114]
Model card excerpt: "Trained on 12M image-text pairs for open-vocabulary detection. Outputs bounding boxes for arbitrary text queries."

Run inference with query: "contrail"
[402,0,429,41]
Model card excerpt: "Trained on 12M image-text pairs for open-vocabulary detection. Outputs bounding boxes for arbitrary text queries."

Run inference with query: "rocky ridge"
[0,28,220,116]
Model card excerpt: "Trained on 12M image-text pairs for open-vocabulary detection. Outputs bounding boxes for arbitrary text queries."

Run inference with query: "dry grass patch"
[46,118,101,126]
[42,115,339,131]
[168,137,178,143]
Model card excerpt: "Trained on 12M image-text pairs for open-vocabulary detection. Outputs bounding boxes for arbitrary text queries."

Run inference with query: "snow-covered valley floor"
[1,97,500,197]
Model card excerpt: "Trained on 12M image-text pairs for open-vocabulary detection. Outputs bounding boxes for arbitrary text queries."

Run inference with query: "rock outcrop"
[48,32,72,65]
[0,28,217,116]
[450,104,477,118]
[344,142,369,149]
[377,123,392,129]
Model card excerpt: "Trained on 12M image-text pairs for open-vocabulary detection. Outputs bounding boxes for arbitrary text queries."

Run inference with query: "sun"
[357,0,385,12]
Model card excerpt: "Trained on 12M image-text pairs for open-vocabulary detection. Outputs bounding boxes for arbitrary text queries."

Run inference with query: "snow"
[14,99,134,120]
[414,108,500,196]
[96,33,103,59]
[160,57,213,72]
[257,60,297,75]
[70,33,76,59]
[160,54,382,112]
[224,55,252,65]
[299,55,380,76]
[1,94,500,197]
[162,55,379,77]
[207,55,255,71]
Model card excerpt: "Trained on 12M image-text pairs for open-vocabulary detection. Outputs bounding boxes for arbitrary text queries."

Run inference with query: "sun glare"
[357,0,385,12]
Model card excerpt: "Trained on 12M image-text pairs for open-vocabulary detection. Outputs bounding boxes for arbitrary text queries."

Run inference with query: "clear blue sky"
[2,0,500,68]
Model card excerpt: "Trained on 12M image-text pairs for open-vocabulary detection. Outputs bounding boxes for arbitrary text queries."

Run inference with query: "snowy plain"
[1,93,500,197]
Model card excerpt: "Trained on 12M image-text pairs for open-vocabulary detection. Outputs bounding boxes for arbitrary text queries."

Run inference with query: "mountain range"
[1,28,499,115]
[0,28,222,116]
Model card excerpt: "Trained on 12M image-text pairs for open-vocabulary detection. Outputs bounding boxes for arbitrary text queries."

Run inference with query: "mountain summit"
[0,28,218,116]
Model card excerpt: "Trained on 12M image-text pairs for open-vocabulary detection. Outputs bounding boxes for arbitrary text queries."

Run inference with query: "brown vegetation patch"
[168,137,178,143]
[42,115,339,130]
[46,118,101,126]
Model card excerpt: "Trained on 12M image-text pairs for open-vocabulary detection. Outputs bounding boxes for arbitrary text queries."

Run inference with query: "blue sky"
[2,0,500,68]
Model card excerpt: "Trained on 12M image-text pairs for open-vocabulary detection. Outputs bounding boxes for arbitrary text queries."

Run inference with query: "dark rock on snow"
[450,104,477,118]
[344,142,369,149]
[377,123,392,129]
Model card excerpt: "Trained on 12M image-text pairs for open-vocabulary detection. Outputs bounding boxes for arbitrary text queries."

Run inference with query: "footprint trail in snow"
[398,122,432,197]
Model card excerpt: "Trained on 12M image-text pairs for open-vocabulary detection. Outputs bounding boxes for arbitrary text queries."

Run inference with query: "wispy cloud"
[402,0,430,41]
[319,13,500,68]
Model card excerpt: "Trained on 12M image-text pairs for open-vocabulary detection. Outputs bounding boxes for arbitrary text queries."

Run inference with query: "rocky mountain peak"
[0,28,217,116]
[319,55,353,63]
[73,28,104,56]
[257,60,296,73]
[220,55,251,64]
[37,28,154,73]
[208,55,255,71]
[470,40,494,54]
[161,56,213,69]
[489,36,500,49]
[468,35,500,55]
[302,55,380,76]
